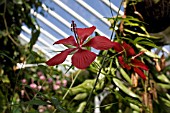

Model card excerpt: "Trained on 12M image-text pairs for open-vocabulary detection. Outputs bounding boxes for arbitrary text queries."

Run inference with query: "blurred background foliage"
[0,0,170,113]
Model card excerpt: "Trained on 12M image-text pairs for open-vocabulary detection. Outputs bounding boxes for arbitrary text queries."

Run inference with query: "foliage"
[0,0,170,113]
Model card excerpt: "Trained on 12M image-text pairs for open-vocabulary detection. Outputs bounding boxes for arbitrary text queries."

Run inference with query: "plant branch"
[2,0,20,47]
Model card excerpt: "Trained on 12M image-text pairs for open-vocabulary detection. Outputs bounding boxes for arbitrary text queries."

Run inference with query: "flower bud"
[48,78,53,83]
[21,79,27,84]
[62,79,67,87]
[56,80,61,85]
[30,83,37,89]
[53,84,60,90]
[39,75,46,81]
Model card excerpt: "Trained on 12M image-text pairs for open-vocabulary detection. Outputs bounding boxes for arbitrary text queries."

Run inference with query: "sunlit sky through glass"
[20,0,124,64]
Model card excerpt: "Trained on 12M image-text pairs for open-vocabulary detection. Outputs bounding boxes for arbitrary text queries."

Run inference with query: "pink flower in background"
[39,75,46,81]
[37,71,43,77]
[21,79,27,84]
[38,85,42,90]
[56,80,61,85]
[53,84,60,90]
[62,79,67,87]
[48,78,53,83]
[30,83,37,89]
[46,21,114,69]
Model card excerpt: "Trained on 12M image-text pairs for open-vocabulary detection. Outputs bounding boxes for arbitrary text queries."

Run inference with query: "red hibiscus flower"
[46,22,113,69]
[113,41,148,80]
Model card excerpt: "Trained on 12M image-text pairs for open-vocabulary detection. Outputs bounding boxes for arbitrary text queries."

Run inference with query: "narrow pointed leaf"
[76,101,86,113]
[120,68,132,85]
[51,97,68,113]
[24,99,48,105]
[73,93,88,100]
[113,78,140,99]
[29,29,40,51]
[136,44,160,58]
[157,74,170,84]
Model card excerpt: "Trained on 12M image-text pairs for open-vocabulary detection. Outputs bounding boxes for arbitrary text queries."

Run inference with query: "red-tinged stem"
[132,51,145,59]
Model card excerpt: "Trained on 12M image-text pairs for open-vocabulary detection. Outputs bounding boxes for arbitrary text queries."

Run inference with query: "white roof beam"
[53,0,109,38]
[30,9,69,38]
[42,3,71,28]
[19,34,52,58]
[76,0,110,26]
[101,0,124,16]
[22,26,58,51]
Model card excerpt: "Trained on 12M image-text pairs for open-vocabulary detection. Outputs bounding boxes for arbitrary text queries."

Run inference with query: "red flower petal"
[134,67,146,80]
[72,49,96,69]
[112,42,123,52]
[118,56,131,70]
[122,42,135,56]
[53,36,77,46]
[83,36,114,50]
[76,26,96,44]
[46,48,76,66]
[131,59,149,71]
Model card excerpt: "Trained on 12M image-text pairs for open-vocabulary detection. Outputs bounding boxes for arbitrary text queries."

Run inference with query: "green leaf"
[157,83,170,89]
[29,29,40,51]
[70,80,95,95]
[2,75,10,83]
[129,103,140,112]
[73,93,88,100]
[157,74,170,84]
[24,99,48,105]
[13,0,23,4]
[119,68,132,85]
[124,29,158,39]
[51,97,68,113]
[76,101,86,113]
[160,97,170,107]
[134,37,151,44]
[0,0,5,5]
[113,78,141,99]
[0,90,6,113]
[115,58,132,84]
[136,44,160,58]
[137,41,158,48]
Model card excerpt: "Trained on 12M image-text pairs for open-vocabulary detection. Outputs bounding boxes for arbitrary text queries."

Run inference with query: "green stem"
[82,56,107,113]
[82,1,124,112]
[62,70,81,100]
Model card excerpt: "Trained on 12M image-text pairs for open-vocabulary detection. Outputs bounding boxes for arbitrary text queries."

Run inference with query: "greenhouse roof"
[19,0,124,67]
